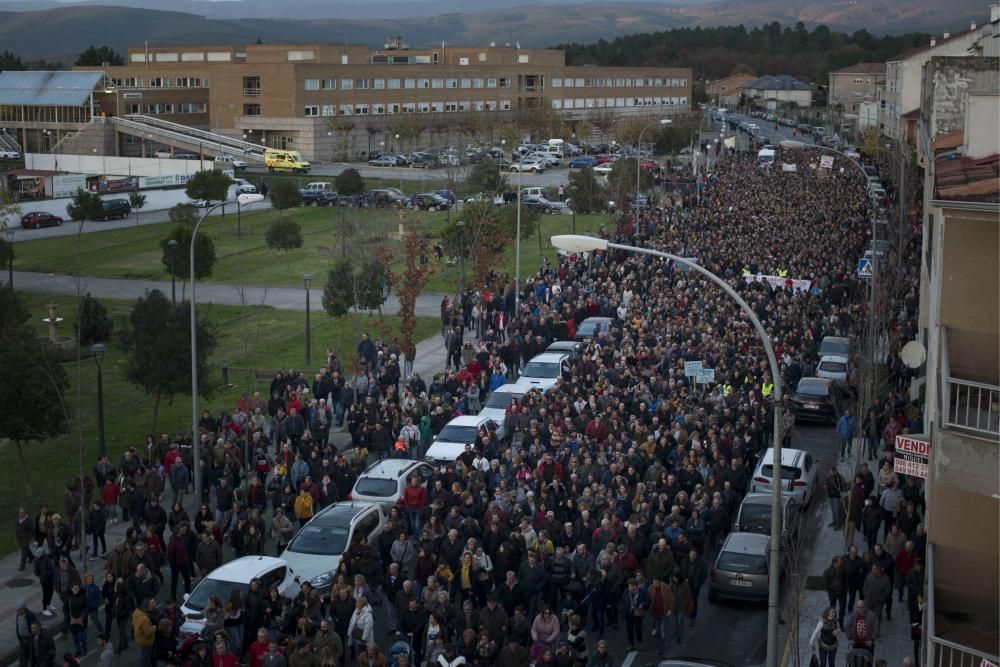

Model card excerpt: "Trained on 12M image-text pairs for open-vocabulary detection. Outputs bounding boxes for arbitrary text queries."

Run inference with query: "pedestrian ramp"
[111,115,266,162]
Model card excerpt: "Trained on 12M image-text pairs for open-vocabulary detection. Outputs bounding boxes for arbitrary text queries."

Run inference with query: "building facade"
[742,74,812,110]
[828,62,885,116]
[706,73,756,108]
[93,42,692,160]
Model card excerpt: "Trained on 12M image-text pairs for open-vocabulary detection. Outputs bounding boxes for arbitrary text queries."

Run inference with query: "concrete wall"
[26,153,213,178]
[15,187,196,217]
[965,91,1000,158]
[922,56,1000,139]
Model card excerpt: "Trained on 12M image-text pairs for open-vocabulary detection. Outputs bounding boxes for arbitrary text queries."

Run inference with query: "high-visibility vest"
[762,382,774,398]
[776,268,788,277]
[722,383,733,396]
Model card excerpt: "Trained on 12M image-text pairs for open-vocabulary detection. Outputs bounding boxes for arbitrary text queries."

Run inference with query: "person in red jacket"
[247,628,270,667]
[212,638,238,667]
[585,415,608,442]
[894,541,918,603]
[402,476,427,536]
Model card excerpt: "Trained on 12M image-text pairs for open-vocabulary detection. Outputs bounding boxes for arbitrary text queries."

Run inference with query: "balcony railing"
[243,87,261,97]
[926,544,1000,667]
[941,328,1000,438]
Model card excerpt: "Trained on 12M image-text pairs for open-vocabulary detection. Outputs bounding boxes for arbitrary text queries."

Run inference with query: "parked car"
[348,459,435,512]
[593,163,614,175]
[478,383,529,441]
[97,198,132,221]
[214,154,247,169]
[575,316,613,341]
[413,193,452,210]
[430,189,456,205]
[521,195,561,214]
[364,189,408,208]
[179,556,299,639]
[301,189,339,206]
[368,156,397,167]
[513,352,570,394]
[231,178,257,194]
[569,156,596,168]
[788,377,851,424]
[733,492,800,545]
[425,415,498,468]
[410,152,440,169]
[509,158,545,173]
[20,211,63,229]
[280,503,385,594]
[153,149,173,159]
[708,532,771,603]
[0,149,21,160]
[815,355,849,383]
[750,447,818,506]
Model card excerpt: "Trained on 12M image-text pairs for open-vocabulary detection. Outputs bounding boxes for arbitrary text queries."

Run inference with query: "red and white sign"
[894,434,930,479]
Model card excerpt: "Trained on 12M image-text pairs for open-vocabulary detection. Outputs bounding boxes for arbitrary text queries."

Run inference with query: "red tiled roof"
[935,153,1000,202]
[831,62,886,75]
[932,131,964,151]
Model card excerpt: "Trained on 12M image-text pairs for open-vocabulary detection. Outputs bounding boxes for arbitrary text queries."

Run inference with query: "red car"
[594,155,613,165]
[640,159,661,172]
[20,211,63,229]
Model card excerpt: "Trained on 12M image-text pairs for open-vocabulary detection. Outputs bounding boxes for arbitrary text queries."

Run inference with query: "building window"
[339,104,352,116]
[243,103,261,116]
[446,79,457,88]
[402,103,415,113]
[473,101,484,111]
[322,105,335,116]
[304,79,320,91]
[355,104,369,115]
[322,79,335,90]
[431,102,444,112]
[372,104,385,114]
[552,79,561,88]
[354,79,369,90]
[552,99,562,109]
[432,79,444,89]
[500,99,511,110]
[341,79,353,90]
[243,76,261,96]
[460,78,471,88]
[487,78,497,88]
[304,105,319,116]
[478,52,486,62]
[499,78,510,88]
[373,79,385,90]
[419,79,430,88]
[575,78,584,87]
[459,57,469,65]
[389,103,400,114]
[432,52,439,64]
[286,50,315,61]
[419,103,430,113]
[486,101,496,111]
[388,79,400,89]
[127,103,141,114]
[404,79,415,89]
[518,54,529,64]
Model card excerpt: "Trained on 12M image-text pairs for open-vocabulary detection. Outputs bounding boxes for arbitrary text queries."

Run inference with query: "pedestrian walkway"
[787,438,916,667]
[13,270,449,318]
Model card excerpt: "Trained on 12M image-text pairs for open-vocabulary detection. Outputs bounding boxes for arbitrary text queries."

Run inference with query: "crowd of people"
[16,145,927,667]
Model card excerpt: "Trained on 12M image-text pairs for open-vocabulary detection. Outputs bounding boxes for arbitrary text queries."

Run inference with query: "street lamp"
[91,343,107,458]
[456,220,465,292]
[4,228,13,290]
[167,239,178,304]
[513,150,534,313]
[636,119,670,212]
[191,192,264,503]
[303,273,313,367]
[550,234,785,666]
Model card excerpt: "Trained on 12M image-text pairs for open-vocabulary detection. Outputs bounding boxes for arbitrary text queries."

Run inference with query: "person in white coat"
[347,595,374,661]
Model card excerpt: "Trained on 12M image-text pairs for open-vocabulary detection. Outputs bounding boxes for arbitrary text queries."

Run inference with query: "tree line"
[0,45,124,72]
[555,22,932,83]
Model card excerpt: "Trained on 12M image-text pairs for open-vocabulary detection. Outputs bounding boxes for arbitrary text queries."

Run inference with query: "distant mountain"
[0,0,986,63]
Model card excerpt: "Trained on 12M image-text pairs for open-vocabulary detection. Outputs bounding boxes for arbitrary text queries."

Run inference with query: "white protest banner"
[696,368,715,384]
[819,155,835,169]
[684,361,703,376]
[743,274,812,293]
[781,163,797,172]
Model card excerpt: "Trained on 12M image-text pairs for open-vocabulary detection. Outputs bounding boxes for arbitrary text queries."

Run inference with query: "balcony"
[243,88,261,97]
[926,543,1000,666]
[941,328,1000,439]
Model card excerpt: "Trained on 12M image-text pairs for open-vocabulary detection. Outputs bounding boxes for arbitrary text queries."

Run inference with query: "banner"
[743,273,812,292]
[894,434,930,479]
[139,172,198,189]
[99,176,139,192]
[781,163,797,172]
[684,361,703,377]
[819,155,835,169]
[52,174,87,198]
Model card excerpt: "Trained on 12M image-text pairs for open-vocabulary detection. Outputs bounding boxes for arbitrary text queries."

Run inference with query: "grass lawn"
[13,205,610,294]
[0,290,436,555]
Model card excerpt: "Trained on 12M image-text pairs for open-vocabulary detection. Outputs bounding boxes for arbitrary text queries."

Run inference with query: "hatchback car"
[513,352,570,394]
[180,556,299,637]
[478,383,528,441]
[280,502,385,594]
[733,492,799,545]
[425,415,498,468]
[788,377,850,424]
[816,355,849,382]
[750,447,818,506]
[368,156,397,167]
[708,532,771,603]
[569,156,596,168]
[509,158,545,173]
[21,211,63,229]
[349,459,434,512]
[575,316,613,341]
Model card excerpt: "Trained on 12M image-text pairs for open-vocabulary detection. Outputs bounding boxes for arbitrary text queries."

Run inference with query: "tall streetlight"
[456,220,465,293]
[550,234,785,666]
[513,150,533,313]
[91,343,107,458]
[303,273,313,367]
[4,228,13,290]
[636,119,671,211]
[191,193,264,503]
[167,239,178,304]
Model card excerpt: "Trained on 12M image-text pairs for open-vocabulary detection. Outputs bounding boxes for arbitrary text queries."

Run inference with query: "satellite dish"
[900,340,926,369]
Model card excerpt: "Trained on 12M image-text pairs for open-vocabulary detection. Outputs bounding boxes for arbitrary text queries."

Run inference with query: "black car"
[20,211,63,229]
[97,198,132,221]
[301,190,339,206]
[521,195,561,214]
[413,193,452,210]
[788,377,852,424]
[431,189,456,205]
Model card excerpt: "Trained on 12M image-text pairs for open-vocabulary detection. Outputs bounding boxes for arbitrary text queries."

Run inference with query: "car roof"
[740,492,793,508]
[360,459,423,479]
[819,355,848,364]
[526,352,568,364]
[761,448,806,466]
[310,501,380,525]
[546,341,581,351]
[579,316,612,324]
[203,556,289,583]
[443,415,492,427]
[489,383,525,395]
[720,531,770,554]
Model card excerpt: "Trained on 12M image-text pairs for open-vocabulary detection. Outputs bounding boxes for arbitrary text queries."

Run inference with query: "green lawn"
[13,205,610,294]
[0,291,436,555]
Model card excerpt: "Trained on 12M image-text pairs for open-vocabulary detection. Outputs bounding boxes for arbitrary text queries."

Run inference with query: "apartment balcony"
[926,543,1000,666]
[243,88,261,97]
[941,327,1000,440]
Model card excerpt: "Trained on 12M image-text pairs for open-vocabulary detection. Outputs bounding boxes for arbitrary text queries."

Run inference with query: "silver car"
[349,459,434,512]
[708,532,771,603]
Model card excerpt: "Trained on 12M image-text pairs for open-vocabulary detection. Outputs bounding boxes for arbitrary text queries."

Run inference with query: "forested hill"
[556,23,933,82]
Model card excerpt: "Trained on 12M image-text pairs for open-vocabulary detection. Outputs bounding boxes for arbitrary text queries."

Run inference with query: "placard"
[696,368,715,384]
[52,174,87,198]
[819,155,835,169]
[684,361,703,376]
[894,434,930,479]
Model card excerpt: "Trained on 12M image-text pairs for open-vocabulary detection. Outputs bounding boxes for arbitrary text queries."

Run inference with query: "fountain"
[40,303,78,361]
[42,303,64,342]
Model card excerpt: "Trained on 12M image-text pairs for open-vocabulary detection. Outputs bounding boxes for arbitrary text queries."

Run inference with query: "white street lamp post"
[636,119,670,212]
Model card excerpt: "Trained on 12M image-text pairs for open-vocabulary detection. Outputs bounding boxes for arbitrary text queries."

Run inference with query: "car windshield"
[762,464,802,481]
[717,552,768,575]
[521,361,561,379]
[286,524,350,555]
[186,578,247,612]
[820,340,850,356]
[577,321,604,336]
[436,425,479,443]
[484,391,519,410]
[797,380,830,396]
[353,477,398,497]
[738,505,772,533]
[819,360,847,373]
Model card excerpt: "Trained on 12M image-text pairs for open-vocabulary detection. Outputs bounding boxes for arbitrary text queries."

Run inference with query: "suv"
[97,198,132,220]
[750,447,818,506]
[545,340,585,359]
[425,415,498,468]
[514,352,570,394]
[413,193,452,211]
[349,459,434,512]
[231,178,257,194]
[708,532,771,603]
[0,148,21,160]
[575,316,613,341]
[733,492,799,546]
[180,556,299,637]
[365,189,407,208]
[215,154,247,169]
[280,502,385,594]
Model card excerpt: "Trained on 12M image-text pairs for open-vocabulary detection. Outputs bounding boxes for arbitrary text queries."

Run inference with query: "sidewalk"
[0,324,462,664]
[13,270,449,318]
[787,438,916,667]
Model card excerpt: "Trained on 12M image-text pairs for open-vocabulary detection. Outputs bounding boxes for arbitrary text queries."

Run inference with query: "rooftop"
[831,62,886,75]
[744,74,811,92]
[0,70,104,107]
[935,147,1000,202]
[888,25,978,62]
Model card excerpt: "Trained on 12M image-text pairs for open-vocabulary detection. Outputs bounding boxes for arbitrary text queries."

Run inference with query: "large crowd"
[15,146,927,667]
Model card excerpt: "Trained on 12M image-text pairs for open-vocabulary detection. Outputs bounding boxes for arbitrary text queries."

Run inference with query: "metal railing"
[926,543,1000,667]
[940,328,1000,438]
[0,129,21,153]
[243,87,261,97]
[111,115,266,162]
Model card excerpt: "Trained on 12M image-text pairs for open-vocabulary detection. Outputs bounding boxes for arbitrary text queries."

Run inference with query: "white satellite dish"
[900,340,926,369]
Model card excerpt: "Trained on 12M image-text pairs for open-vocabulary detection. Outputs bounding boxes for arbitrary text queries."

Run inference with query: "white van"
[425,415,498,468]
[757,148,775,166]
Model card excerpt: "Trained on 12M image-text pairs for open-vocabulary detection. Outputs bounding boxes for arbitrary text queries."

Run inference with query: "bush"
[76,293,113,345]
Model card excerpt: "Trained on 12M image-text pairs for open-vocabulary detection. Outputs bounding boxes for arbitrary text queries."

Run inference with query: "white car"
[180,556,299,638]
[231,178,257,194]
[280,502,385,594]
[593,163,614,174]
[750,448,818,506]
[816,355,849,382]
[215,154,248,169]
[479,383,528,441]
[349,459,434,512]
[153,149,174,159]
[425,415,498,468]
[0,149,21,160]
[513,352,570,394]
[509,158,546,173]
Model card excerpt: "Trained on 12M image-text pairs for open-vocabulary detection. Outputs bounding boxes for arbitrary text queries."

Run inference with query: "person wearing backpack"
[808,606,842,667]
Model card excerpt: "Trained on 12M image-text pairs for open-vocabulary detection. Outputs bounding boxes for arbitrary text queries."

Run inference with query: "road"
[246,161,571,189]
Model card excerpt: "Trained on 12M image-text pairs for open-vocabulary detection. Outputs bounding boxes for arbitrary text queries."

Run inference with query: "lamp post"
[456,220,465,292]
[513,150,532,313]
[4,228,13,290]
[550,234,785,667]
[91,343,107,458]
[191,193,264,503]
[167,239,178,304]
[636,119,670,211]
[303,273,313,367]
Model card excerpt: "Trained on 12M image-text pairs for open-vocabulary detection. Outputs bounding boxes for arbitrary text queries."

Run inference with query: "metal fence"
[926,543,1000,667]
